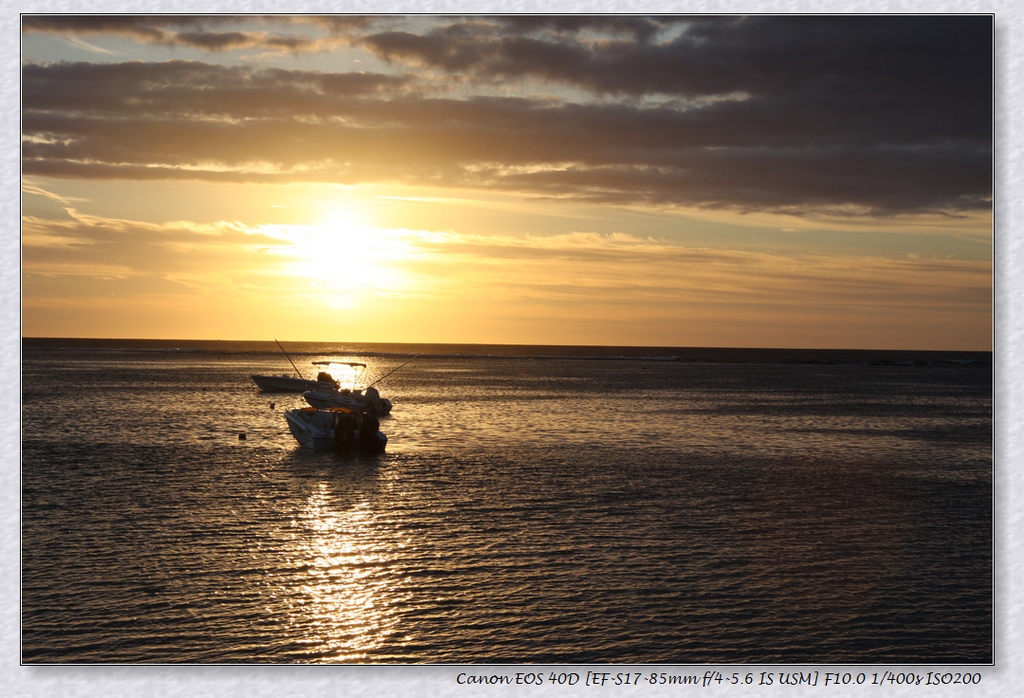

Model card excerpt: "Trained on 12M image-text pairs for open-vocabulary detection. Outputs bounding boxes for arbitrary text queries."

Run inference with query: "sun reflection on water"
[289,482,407,662]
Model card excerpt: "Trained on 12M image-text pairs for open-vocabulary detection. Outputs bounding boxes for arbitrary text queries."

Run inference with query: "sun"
[283,208,412,303]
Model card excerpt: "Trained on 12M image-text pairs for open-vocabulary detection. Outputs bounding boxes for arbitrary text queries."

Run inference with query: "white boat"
[251,371,338,393]
[284,406,388,453]
[300,362,393,416]
[303,384,393,417]
[251,340,343,392]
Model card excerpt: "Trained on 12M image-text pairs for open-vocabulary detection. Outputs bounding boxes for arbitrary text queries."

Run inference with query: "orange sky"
[20,15,993,350]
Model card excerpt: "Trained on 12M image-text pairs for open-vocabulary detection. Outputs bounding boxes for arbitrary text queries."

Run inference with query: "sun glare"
[281,208,413,306]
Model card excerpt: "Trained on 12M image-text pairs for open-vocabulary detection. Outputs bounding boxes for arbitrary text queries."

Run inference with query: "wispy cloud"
[20,203,991,346]
[22,211,990,310]
[21,179,86,205]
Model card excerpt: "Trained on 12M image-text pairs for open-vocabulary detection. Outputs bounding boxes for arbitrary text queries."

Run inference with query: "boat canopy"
[312,360,367,369]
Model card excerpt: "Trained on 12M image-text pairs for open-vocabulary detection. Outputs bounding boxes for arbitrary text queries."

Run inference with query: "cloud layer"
[22,15,992,218]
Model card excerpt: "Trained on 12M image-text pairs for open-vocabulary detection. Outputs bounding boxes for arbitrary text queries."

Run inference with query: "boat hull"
[284,407,388,453]
[252,374,326,392]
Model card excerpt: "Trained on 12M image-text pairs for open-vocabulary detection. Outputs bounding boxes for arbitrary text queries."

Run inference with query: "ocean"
[20,339,993,664]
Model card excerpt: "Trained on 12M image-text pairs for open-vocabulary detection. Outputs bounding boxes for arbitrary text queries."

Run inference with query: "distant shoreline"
[20,337,993,366]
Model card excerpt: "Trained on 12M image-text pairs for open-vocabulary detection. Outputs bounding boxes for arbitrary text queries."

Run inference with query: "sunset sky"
[20,14,993,350]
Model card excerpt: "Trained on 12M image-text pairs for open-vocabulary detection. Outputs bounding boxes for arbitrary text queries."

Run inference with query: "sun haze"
[20,15,993,350]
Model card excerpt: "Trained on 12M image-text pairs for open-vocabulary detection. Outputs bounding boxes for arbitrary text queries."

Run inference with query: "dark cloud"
[22,60,413,117]
[174,30,264,52]
[21,14,339,54]
[362,17,982,90]
[493,15,679,42]
[21,15,992,218]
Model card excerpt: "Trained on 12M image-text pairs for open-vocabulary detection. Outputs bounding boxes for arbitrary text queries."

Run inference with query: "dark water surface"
[21,340,992,664]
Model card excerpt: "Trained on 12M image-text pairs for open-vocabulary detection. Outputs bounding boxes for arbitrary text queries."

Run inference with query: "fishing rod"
[366,354,421,389]
[274,338,306,380]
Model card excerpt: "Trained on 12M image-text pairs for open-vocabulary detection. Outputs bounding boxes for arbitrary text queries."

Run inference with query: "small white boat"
[251,372,338,393]
[252,340,344,392]
[300,362,393,416]
[303,384,393,417]
[284,407,388,453]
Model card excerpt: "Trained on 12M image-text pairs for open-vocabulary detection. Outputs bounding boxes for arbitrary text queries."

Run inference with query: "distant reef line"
[21,337,992,367]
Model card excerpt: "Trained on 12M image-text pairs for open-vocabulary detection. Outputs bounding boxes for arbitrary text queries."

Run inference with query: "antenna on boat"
[366,354,421,389]
[274,338,306,380]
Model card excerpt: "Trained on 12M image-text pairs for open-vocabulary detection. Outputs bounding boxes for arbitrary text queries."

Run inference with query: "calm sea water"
[21,340,992,664]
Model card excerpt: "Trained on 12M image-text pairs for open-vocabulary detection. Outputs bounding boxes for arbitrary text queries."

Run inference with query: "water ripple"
[22,350,991,663]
